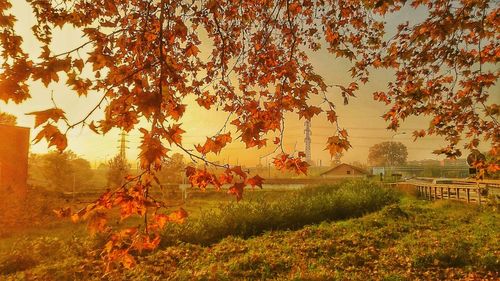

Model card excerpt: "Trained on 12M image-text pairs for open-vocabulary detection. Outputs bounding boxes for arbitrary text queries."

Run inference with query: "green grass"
[127,200,499,280]
[159,180,398,246]
[0,187,286,249]
[1,181,498,280]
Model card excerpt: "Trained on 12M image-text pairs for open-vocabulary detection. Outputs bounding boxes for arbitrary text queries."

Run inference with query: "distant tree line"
[29,151,97,192]
[28,151,187,192]
[0,112,17,126]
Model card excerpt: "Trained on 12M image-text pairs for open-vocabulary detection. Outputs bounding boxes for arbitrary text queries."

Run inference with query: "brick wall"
[0,124,30,198]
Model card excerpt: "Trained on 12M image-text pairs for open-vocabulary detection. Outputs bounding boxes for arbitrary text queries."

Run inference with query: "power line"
[288,126,422,131]
[310,142,437,150]
[301,135,444,140]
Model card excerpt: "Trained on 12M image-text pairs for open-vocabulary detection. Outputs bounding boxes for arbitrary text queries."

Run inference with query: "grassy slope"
[0,189,281,253]
[3,198,498,281]
[122,199,499,281]
[159,181,398,246]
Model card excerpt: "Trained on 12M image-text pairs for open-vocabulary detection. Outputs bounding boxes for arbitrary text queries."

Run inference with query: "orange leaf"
[246,175,264,189]
[27,108,66,128]
[326,110,337,123]
[88,212,108,235]
[219,172,234,185]
[228,182,245,201]
[73,58,84,72]
[168,208,189,223]
[89,121,100,134]
[325,136,351,157]
[154,214,170,229]
[165,124,185,145]
[230,166,247,179]
[195,133,232,155]
[53,207,71,218]
[185,44,199,57]
[139,130,169,170]
[33,124,68,151]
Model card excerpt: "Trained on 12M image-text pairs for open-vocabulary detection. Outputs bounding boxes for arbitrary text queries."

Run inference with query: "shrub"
[160,180,399,246]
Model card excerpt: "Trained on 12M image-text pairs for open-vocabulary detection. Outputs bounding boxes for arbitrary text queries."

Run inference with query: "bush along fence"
[159,180,400,247]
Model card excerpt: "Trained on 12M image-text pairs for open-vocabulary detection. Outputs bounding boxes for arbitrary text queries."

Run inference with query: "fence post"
[447,187,451,199]
[467,188,470,203]
[477,187,481,205]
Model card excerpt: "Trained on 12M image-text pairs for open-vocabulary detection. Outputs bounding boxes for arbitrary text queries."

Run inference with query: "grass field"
[0,180,498,280]
[0,185,291,247]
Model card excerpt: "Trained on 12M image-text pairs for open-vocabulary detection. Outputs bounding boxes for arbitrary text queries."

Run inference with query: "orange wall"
[0,125,30,197]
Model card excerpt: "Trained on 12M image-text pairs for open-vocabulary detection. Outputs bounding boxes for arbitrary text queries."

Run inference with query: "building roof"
[320,163,369,176]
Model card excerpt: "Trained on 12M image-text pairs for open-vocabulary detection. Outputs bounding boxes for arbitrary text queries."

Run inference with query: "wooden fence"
[413,183,489,204]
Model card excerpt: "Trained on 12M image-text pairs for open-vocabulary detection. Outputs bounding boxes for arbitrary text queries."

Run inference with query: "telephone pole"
[304,120,312,163]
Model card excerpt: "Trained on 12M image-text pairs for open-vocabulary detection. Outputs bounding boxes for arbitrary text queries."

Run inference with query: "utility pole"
[117,131,130,182]
[118,131,129,162]
[334,152,342,165]
[304,120,312,163]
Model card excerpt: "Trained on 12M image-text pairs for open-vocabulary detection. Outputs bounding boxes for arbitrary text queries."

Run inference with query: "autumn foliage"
[368,141,408,167]
[0,0,498,268]
[0,111,16,125]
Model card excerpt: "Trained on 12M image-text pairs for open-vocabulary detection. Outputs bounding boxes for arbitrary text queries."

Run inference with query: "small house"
[320,163,368,178]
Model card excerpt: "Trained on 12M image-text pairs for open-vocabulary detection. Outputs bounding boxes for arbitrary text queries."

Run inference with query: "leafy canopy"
[29,150,94,191]
[368,141,408,167]
[107,155,130,188]
[0,111,17,125]
[0,0,498,269]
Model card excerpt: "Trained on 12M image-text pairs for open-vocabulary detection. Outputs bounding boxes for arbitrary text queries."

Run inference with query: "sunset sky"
[1,2,496,167]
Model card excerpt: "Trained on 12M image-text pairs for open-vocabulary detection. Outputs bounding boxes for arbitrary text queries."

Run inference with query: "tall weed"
[160,180,399,246]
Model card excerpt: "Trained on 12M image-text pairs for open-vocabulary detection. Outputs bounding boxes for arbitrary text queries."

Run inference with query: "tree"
[39,151,76,191]
[157,153,185,184]
[71,157,94,189]
[106,155,130,188]
[368,142,408,167]
[1,0,498,267]
[29,151,94,191]
[0,112,16,125]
